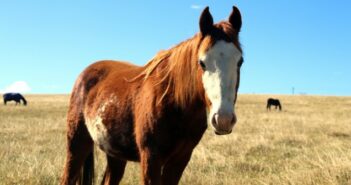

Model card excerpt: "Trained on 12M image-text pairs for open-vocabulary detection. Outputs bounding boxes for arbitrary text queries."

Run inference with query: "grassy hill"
[1,94,351,184]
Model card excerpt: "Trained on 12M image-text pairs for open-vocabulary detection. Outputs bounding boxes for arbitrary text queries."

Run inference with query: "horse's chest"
[141,118,207,155]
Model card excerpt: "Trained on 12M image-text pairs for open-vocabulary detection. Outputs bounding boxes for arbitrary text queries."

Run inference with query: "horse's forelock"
[212,22,241,52]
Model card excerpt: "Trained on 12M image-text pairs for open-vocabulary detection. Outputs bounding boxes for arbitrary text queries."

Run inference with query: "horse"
[61,6,243,185]
[266,98,282,111]
[3,93,27,106]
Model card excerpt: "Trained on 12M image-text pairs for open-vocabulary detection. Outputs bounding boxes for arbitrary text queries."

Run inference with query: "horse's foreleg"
[101,156,127,185]
[61,118,93,185]
[161,151,192,185]
[139,149,162,185]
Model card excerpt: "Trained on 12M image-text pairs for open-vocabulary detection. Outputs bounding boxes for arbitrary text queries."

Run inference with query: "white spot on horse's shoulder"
[100,96,117,113]
[86,114,114,153]
[85,96,119,154]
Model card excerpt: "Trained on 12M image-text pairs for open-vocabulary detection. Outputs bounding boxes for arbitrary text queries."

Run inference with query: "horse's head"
[197,6,243,135]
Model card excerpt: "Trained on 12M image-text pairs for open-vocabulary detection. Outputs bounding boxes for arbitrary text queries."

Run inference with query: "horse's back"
[267,98,280,106]
[87,60,139,73]
[3,93,21,100]
[267,98,275,102]
[71,60,141,97]
[267,98,279,103]
[80,60,140,85]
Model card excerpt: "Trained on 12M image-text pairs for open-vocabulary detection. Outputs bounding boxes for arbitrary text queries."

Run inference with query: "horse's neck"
[157,37,204,109]
[134,37,207,126]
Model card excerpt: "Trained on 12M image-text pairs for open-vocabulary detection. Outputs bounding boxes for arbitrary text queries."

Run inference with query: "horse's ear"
[229,6,242,32]
[199,6,214,35]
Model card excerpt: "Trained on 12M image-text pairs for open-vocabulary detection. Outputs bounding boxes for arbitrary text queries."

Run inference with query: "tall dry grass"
[0,94,351,184]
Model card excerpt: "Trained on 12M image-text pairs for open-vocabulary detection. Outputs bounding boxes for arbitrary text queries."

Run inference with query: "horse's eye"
[199,60,206,70]
[238,57,244,68]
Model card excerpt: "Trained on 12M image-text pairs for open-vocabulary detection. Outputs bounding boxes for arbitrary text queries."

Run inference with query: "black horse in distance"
[3,93,27,106]
[267,98,282,111]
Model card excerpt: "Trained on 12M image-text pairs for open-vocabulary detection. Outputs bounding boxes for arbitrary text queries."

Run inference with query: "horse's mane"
[132,22,239,108]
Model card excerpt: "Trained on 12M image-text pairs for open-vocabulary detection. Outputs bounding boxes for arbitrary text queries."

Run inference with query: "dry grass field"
[1,94,351,185]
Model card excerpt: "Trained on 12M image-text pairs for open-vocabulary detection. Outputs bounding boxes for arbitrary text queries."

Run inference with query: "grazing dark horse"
[267,98,282,111]
[3,93,27,106]
[61,6,243,185]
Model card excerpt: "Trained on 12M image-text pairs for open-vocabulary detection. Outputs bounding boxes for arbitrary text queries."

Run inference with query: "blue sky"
[1,1,350,95]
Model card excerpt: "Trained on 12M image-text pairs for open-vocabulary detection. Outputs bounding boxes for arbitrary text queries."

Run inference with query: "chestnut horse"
[61,6,243,185]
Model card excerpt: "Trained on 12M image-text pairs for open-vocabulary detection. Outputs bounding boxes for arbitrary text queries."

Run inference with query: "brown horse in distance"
[61,6,243,185]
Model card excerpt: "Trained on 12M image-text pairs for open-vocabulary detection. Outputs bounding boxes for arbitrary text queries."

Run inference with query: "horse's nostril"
[212,113,218,126]
[231,113,237,124]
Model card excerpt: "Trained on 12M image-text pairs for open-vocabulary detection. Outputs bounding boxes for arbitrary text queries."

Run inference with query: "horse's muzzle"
[211,112,236,135]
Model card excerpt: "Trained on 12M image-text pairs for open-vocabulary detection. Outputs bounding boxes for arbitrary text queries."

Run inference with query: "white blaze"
[199,40,242,125]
